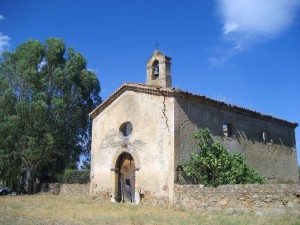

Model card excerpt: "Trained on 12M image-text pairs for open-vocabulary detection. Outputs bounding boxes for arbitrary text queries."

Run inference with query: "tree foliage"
[0,38,101,193]
[180,128,264,187]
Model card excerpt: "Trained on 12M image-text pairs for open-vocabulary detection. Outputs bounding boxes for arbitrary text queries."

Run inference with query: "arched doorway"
[115,152,135,203]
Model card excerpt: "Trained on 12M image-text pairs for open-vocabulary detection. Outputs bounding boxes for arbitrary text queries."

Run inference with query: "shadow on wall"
[176,98,295,148]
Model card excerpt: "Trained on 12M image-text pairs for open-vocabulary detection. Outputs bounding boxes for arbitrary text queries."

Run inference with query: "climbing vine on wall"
[179,128,264,187]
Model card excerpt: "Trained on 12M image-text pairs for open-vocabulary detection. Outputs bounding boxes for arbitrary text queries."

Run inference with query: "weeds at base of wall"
[0,195,299,225]
[37,182,300,217]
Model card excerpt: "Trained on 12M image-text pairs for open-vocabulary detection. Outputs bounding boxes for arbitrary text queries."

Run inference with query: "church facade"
[89,50,299,204]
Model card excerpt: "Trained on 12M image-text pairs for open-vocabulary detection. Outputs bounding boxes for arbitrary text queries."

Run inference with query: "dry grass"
[0,194,299,225]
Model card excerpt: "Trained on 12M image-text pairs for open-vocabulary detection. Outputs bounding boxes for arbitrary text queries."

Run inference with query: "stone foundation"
[91,191,112,201]
[174,184,300,215]
[139,191,171,206]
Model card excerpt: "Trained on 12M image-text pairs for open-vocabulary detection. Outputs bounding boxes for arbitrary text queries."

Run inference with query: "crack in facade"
[162,95,170,133]
[89,50,299,205]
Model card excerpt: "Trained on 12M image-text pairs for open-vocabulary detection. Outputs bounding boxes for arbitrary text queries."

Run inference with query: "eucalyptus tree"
[0,38,101,193]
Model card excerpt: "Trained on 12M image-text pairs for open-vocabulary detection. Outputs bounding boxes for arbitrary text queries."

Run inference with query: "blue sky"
[1,0,300,163]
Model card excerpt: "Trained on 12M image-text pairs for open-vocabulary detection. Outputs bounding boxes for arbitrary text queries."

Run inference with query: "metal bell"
[154,65,159,77]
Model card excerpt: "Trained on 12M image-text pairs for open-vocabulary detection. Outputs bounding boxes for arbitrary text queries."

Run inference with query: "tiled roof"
[89,83,298,128]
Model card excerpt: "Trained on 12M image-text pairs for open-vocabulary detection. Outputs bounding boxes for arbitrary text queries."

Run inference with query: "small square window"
[223,123,233,138]
[262,131,271,143]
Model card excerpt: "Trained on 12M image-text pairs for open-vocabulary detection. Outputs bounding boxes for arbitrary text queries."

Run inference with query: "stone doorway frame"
[111,150,141,204]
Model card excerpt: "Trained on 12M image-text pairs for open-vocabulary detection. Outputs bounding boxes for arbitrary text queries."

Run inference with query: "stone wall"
[174,97,299,183]
[139,191,171,206]
[174,184,300,215]
[59,184,90,196]
[42,183,300,215]
[41,183,89,196]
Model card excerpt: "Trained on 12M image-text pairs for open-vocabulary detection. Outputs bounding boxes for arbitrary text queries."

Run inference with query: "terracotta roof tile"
[89,83,298,128]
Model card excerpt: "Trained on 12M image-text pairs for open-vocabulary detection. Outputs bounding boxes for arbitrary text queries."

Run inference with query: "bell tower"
[146,50,172,88]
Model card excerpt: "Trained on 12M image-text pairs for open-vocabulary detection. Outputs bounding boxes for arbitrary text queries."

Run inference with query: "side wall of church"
[174,97,299,184]
[90,91,175,203]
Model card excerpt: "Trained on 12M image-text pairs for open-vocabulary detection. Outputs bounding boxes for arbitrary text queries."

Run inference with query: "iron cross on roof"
[155,41,160,50]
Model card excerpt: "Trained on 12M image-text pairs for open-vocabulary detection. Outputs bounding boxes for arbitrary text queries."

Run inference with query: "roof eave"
[89,83,298,129]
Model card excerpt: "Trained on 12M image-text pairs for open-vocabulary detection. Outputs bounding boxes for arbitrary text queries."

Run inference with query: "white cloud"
[0,32,10,54]
[210,0,300,65]
[218,0,300,36]
[87,68,99,73]
[223,22,239,34]
[0,15,10,54]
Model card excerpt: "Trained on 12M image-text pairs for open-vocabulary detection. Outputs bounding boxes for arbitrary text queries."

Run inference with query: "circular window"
[120,122,133,137]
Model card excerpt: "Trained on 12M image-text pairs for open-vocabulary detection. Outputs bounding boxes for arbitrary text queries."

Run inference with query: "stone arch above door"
[111,149,141,171]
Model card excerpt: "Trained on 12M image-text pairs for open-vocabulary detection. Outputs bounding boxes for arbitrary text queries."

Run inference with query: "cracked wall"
[162,95,170,133]
[90,86,298,206]
[90,90,176,203]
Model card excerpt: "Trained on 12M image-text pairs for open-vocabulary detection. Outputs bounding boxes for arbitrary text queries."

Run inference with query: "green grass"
[0,195,299,225]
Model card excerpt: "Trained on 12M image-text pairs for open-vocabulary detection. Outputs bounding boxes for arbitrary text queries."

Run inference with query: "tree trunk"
[25,166,35,194]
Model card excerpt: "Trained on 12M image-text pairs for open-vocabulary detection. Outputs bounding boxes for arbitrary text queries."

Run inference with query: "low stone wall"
[174,184,300,215]
[41,183,90,196]
[59,183,90,196]
[139,191,171,206]
[40,183,300,215]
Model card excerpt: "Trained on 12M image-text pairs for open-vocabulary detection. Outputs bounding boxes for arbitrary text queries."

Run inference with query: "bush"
[179,128,264,187]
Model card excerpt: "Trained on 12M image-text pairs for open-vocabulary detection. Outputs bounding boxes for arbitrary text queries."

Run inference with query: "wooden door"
[116,153,135,203]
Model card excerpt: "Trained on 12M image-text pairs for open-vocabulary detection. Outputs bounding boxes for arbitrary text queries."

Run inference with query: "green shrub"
[179,128,264,187]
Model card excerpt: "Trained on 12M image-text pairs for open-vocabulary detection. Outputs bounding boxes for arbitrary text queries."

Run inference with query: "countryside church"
[89,50,299,204]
